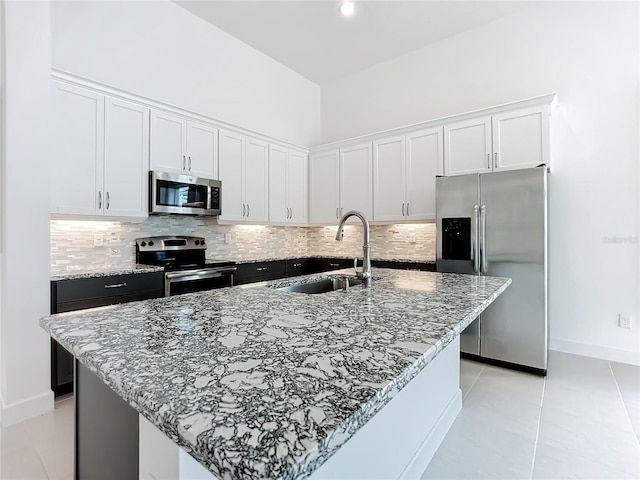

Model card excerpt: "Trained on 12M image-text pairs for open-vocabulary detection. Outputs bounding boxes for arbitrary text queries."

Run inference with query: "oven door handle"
[165,268,237,281]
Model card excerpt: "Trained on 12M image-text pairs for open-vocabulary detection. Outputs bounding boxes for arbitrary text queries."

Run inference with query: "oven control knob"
[201,239,206,245]
[140,241,146,247]
[194,240,200,245]
[148,241,154,247]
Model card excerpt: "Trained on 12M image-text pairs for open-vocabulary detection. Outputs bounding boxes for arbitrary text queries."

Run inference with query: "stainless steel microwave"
[149,171,221,216]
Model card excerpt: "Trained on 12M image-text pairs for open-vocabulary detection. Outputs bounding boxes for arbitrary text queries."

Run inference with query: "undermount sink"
[276,276,363,294]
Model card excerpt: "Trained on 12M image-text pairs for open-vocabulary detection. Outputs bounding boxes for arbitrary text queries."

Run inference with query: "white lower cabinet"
[373,128,443,222]
[51,81,149,219]
[218,130,268,223]
[444,105,550,176]
[268,146,307,224]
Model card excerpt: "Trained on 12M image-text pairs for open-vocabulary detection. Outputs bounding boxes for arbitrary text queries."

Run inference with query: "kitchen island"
[40,268,510,480]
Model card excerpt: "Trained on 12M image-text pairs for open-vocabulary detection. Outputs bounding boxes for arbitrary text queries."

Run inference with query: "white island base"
[140,337,462,480]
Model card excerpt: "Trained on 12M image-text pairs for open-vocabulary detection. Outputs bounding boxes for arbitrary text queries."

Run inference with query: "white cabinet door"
[443,117,492,176]
[340,142,373,220]
[103,98,149,218]
[51,82,104,215]
[244,137,269,222]
[218,129,245,222]
[150,110,186,173]
[406,127,443,220]
[288,151,307,224]
[309,151,340,224]
[373,136,405,222]
[269,145,288,223]
[186,121,217,179]
[492,106,549,171]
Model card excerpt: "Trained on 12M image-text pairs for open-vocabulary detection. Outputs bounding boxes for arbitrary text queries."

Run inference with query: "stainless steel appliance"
[150,171,221,216]
[436,166,548,375]
[136,236,236,296]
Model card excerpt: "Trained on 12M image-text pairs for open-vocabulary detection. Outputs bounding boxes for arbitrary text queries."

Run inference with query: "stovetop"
[135,236,235,271]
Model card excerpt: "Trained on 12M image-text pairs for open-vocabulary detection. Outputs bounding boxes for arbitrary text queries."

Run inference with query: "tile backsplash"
[50,218,436,273]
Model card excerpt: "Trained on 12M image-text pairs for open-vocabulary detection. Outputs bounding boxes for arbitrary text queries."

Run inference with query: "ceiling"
[174,1,535,85]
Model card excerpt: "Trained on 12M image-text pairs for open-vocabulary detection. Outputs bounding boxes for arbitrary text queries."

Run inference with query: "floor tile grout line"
[608,360,640,449]
[528,375,546,480]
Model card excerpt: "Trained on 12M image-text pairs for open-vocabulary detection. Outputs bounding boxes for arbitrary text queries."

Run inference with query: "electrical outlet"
[224,233,232,244]
[619,314,632,329]
[409,233,417,243]
[93,234,104,247]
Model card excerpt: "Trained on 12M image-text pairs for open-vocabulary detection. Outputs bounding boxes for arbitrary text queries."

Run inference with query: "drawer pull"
[329,263,340,267]
[293,263,301,267]
[104,283,127,289]
[256,267,267,271]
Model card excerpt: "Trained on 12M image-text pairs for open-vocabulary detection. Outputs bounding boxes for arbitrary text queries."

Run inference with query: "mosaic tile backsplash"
[50,218,436,273]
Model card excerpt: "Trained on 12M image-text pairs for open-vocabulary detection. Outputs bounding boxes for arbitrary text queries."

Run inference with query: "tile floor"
[0,351,638,479]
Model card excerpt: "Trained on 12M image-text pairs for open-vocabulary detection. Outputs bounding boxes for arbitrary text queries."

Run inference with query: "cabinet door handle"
[494,152,498,168]
[407,203,410,216]
[336,207,339,219]
[188,156,192,171]
[242,204,246,216]
[340,207,343,216]
[247,204,250,217]
[106,192,110,210]
[104,282,127,289]
[487,153,491,169]
[183,155,186,170]
[256,267,267,272]
[98,191,102,210]
[286,207,289,219]
[402,203,405,216]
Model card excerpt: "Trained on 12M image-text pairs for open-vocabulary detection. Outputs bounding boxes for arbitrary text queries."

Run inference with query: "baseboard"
[399,388,462,480]
[550,339,640,366]
[1,389,55,427]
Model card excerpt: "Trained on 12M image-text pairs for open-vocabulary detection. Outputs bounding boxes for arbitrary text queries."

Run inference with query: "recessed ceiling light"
[339,1,355,17]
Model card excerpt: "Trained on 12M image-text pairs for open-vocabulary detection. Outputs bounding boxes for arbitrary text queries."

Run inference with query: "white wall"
[321,2,640,364]
[1,1,54,425]
[51,0,320,147]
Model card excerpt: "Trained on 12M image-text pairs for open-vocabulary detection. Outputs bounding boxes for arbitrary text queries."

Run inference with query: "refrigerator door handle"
[472,205,480,273]
[480,205,488,274]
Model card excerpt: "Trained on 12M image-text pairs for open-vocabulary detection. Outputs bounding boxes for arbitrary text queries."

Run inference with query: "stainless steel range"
[135,236,237,296]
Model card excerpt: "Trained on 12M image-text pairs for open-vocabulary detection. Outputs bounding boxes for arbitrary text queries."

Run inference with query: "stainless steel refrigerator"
[436,166,548,375]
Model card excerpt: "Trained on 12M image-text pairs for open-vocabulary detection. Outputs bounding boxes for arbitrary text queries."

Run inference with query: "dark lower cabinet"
[50,272,164,397]
[234,261,287,285]
[76,361,138,479]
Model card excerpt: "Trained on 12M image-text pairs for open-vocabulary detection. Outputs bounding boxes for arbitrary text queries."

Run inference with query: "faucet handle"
[354,257,360,276]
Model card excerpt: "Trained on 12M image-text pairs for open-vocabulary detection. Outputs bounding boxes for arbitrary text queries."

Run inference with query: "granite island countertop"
[40,268,510,480]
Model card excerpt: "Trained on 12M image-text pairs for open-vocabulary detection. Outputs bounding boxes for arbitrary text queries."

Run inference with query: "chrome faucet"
[335,210,372,286]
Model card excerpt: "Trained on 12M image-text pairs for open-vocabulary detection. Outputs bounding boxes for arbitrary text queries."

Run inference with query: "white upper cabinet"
[51,81,148,220]
[103,97,149,218]
[268,146,307,224]
[309,150,340,224]
[373,136,406,222]
[373,129,443,222]
[218,130,244,222]
[186,121,218,179]
[218,130,268,223]
[405,127,443,220]
[444,104,550,176]
[150,110,217,178]
[244,137,269,222]
[51,82,104,216]
[340,142,373,220]
[492,106,549,172]
[287,151,307,224]
[444,117,492,176]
